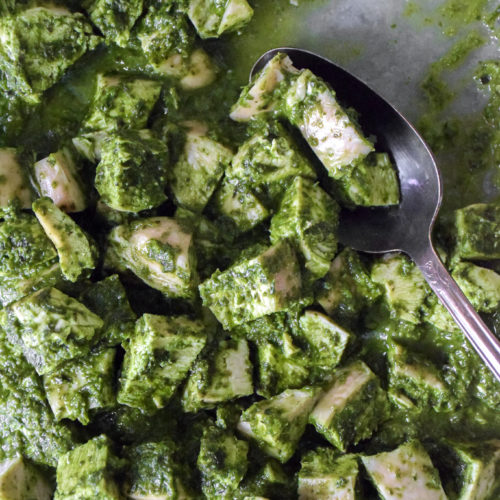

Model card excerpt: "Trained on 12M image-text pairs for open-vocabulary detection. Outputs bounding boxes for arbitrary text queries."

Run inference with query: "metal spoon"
[251,47,500,381]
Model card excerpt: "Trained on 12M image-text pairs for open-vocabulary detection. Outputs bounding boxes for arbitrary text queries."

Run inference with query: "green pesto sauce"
[0,1,499,496]
[215,0,330,85]
[437,0,497,36]
[421,31,485,111]
[405,0,498,37]
[407,0,500,213]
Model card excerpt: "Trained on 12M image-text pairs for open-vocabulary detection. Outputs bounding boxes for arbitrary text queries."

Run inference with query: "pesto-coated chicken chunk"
[0,148,32,209]
[298,447,359,500]
[238,387,321,463]
[84,0,143,47]
[33,197,97,282]
[78,274,136,346]
[0,210,61,307]
[338,152,400,207]
[81,74,162,133]
[283,68,374,181]
[452,262,500,313]
[309,361,387,451]
[95,130,169,213]
[0,328,75,468]
[106,216,198,299]
[187,0,253,39]
[182,338,253,411]
[199,241,302,328]
[33,148,87,213]
[136,1,194,66]
[436,440,500,500]
[0,7,99,103]
[453,203,500,260]
[124,441,194,500]
[227,121,317,210]
[0,287,104,375]
[230,53,298,122]
[371,253,430,324]
[197,425,249,499]
[362,440,447,500]
[213,176,270,234]
[270,177,339,279]
[54,435,122,500]
[171,124,232,213]
[43,347,116,425]
[315,247,381,326]
[0,455,53,500]
[118,314,206,411]
[387,341,449,411]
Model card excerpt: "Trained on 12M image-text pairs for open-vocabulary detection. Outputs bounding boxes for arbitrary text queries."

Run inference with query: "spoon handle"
[412,242,500,382]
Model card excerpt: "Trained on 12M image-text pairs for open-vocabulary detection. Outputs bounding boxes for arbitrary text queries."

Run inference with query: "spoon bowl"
[251,47,500,381]
[251,47,441,255]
